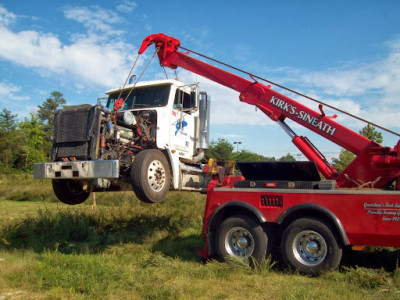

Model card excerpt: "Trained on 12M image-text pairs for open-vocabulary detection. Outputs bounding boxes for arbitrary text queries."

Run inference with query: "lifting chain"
[120,47,160,106]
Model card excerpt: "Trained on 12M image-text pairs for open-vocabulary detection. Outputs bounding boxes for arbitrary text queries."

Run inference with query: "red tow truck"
[138,33,400,274]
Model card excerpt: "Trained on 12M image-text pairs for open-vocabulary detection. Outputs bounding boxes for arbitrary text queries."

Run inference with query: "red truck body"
[196,175,400,274]
[138,33,400,273]
[201,176,400,249]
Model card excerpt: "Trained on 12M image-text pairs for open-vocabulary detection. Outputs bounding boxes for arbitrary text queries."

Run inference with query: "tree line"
[0,90,383,173]
[0,91,65,173]
[205,124,383,172]
[205,138,296,162]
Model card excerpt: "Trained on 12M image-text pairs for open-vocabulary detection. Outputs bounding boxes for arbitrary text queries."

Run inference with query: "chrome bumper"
[33,160,119,179]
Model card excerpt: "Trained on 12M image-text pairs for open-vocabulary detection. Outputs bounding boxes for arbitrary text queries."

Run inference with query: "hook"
[319,104,337,119]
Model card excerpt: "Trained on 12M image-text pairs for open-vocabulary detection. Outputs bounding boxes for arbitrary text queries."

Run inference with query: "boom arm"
[139,33,400,189]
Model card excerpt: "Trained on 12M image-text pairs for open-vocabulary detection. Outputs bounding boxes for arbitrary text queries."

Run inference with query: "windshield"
[107,84,171,110]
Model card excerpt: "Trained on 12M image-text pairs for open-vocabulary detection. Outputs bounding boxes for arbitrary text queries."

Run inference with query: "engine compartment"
[53,104,159,165]
[99,109,158,169]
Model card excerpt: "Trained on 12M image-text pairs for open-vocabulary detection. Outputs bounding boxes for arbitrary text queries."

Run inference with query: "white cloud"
[0,82,19,94]
[0,82,30,101]
[116,0,137,13]
[0,6,138,89]
[266,39,400,132]
[0,28,63,69]
[63,6,124,37]
[0,5,16,26]
[0,82,31,120]
[177,71,273,126]
[213,133,244,139]
[299,39,400,103]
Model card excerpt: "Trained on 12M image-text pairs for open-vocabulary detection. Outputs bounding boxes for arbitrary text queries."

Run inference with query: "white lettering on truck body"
[270,96,337,136]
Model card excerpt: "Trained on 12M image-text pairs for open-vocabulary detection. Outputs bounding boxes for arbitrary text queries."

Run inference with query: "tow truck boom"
[139,33,400,189]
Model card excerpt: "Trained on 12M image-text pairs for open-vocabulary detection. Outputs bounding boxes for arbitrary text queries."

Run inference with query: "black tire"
[281,218,342,274]
[52,179,91,205]
[131,149,171,203]
[215,215,268,264]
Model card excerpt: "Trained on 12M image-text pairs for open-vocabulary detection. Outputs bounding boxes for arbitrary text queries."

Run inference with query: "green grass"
[1,174,400,299]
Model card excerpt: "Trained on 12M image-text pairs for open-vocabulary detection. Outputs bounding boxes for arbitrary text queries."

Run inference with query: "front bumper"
[33,160,119,179]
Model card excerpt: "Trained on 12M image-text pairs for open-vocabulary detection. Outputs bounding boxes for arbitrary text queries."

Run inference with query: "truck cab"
[106,80,203,162]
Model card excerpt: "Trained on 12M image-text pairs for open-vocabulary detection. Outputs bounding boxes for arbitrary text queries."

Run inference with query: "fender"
[208,201,267,230]
[204,201,267,257]
[161,149,179,189]
[276,203,349,245]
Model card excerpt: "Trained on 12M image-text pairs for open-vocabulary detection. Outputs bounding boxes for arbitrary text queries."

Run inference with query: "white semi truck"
[34,79,211,204]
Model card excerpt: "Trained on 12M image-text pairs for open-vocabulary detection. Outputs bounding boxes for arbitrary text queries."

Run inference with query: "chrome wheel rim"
[224,226,255,258]
[292,230,327,266]
[147,159,166,192]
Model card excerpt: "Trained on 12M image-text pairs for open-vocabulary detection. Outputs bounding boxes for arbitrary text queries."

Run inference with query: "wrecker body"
[138,33,400,273]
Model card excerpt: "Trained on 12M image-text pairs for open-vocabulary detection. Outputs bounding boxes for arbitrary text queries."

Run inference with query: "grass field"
[1,174,400,299]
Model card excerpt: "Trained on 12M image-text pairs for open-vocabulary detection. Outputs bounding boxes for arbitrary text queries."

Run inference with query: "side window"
[106,98,115,110]
[173,89,195,109]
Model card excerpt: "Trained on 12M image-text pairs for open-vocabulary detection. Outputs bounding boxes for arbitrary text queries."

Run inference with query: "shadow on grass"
[341,247,400,272]
[4,207,399,269]
[0,207,202,261]
[267,247,400,274]
[151,234,204,262]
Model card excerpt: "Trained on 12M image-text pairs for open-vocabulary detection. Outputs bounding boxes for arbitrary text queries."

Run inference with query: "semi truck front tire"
[131,149,171,203]
[52,179,91,205]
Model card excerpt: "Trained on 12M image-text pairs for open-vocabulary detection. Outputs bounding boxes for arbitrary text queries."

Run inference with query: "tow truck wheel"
[281,218,342,274]
[215,215,268,264]
[131,149,171,203]
[52,179,91,205]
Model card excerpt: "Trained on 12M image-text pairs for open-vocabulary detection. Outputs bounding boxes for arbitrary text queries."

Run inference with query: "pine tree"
[0,108,17,131]
[359,124,383,144]
[0,109,19,170]
[37,91,66,138]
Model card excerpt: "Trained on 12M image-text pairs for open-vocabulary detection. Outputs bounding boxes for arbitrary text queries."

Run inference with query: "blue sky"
[1,0,400,161]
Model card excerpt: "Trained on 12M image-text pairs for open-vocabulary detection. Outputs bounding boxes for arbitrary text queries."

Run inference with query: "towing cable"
[180,46,400,138]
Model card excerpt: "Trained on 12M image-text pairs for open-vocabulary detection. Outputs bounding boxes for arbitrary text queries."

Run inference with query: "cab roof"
[105,79,186,95]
